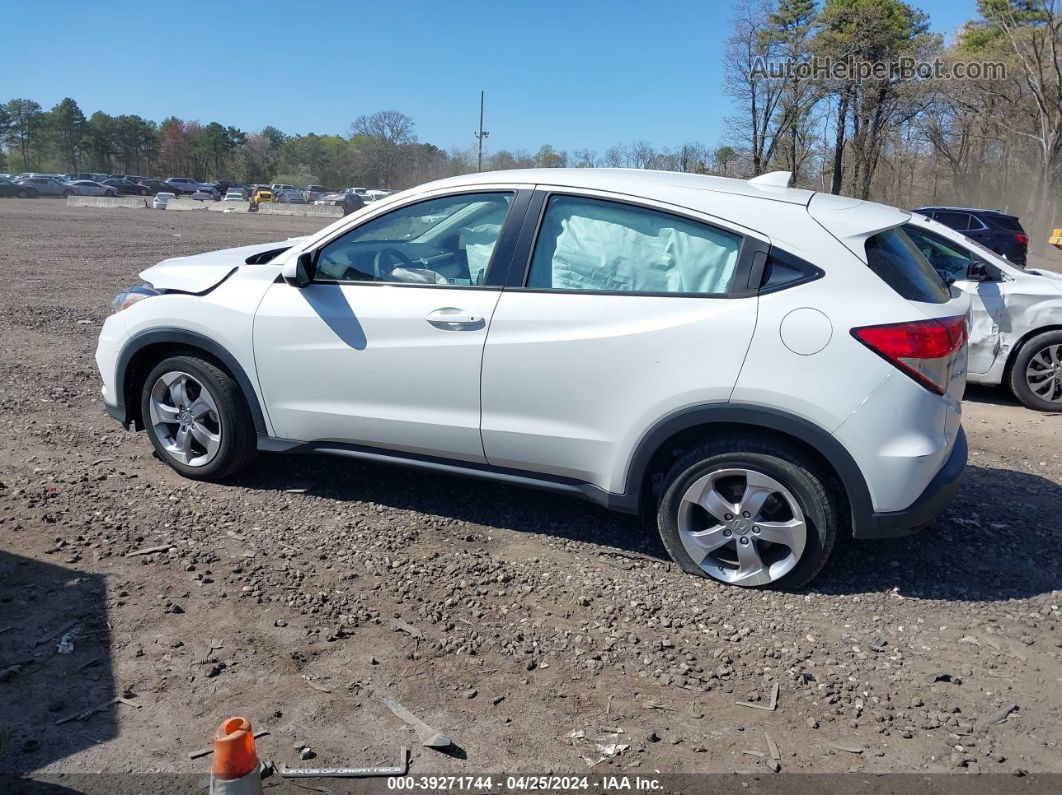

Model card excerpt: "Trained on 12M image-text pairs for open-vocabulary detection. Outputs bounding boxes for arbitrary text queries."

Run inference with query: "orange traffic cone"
[209,717,263,794]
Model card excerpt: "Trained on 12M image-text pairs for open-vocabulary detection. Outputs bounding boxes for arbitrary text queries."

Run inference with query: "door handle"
[425,307,484,327]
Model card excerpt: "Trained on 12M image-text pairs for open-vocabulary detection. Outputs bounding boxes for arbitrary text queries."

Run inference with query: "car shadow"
[230,453,1061,602]
[963,383,1024,408]
[0,551,115,790]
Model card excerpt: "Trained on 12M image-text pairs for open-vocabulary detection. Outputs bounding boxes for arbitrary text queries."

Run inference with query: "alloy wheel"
[677,468,807,586]
[148,371,223,467]
[1025,344,1062,404]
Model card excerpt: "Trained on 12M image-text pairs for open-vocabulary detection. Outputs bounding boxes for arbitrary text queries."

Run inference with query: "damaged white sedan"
[907,214,1062,410]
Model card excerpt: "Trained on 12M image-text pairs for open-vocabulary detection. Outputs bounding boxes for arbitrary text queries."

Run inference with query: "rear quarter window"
[987,214,1024,232]
[864,228,951,304]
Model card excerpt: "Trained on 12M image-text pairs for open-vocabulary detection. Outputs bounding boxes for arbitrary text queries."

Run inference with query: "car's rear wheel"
[16,188,29,199]
[140,354,257,481]
[656,438,838,590]
[1009,330,1062,410]
[138,187,148,195]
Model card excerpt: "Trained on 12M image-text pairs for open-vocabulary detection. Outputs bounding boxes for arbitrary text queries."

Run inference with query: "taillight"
[1015,233,1029,246]
[852,316,967,395]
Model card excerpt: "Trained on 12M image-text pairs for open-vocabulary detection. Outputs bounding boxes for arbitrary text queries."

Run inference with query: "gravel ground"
[0,200,1060,785]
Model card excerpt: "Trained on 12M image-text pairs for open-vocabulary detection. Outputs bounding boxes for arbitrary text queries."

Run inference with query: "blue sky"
[6,0,977,154]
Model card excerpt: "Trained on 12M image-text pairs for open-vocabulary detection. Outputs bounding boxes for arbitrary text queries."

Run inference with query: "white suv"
[96,169,970,589]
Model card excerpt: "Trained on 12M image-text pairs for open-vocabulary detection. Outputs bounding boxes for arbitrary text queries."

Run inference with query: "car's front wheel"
[141,354,257,480]
[105,190,116,197]
[656,438,838,590]
[16,188,30,198]
[1009,330,1062,410]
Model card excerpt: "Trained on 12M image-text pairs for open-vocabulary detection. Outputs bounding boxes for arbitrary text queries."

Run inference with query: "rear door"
[480,189,761,493]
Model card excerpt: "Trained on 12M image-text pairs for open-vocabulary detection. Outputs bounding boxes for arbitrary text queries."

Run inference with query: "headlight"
[112,284,159,313]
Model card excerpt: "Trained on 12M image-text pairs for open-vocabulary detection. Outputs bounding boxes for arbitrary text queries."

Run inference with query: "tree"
[815,0,937,198]
[534,144,567,168]
[966,0,1062,253]
[767,0,822,180]
[50,98,87,172]
[84,111,117,172]
[724,0,787,174]
[4,99,45,169]
[714,145,739,175]
[350,110,417,187]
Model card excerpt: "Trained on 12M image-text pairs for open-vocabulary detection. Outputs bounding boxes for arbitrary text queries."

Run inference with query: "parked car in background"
[914,206,1028,266]
[129,178,178,195]
[250,186,275,207]
[65,180,118,197]
[99,178,149,196]
[96,168,970,590]
[165,178,209,195]
[191,187,218,201]
[65,172,111,183]
[270,183,300,194]
[16,176,68,196]
[906,214,1062,410]
[223,189,247,201]
[305,185,337,202]
[276,188,306,204]
[153,191,176,209]
[0,176,39,198]
[364,189,394,202]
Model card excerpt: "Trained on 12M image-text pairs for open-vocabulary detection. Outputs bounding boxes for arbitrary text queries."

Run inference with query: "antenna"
[474,91,489,172]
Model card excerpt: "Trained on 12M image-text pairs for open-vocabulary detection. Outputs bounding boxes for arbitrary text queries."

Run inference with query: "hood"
[140,237,305,293]
[1025,266,1062,294]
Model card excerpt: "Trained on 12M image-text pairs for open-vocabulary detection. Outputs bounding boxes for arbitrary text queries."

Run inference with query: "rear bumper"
[854,427,967,539]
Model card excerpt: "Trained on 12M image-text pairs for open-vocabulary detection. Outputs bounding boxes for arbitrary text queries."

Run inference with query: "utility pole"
[474,90,489,172]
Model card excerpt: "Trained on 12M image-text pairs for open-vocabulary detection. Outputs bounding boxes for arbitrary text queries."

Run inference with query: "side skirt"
[255,435,640,514]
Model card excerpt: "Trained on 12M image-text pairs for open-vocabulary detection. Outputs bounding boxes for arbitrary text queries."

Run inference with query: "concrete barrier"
[258,203,344,218]
[67,195,149,209]
[164,197,212,211]
[208,201,251,213]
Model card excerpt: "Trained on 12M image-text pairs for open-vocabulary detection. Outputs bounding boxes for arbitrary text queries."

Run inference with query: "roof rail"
[748,171,792,189]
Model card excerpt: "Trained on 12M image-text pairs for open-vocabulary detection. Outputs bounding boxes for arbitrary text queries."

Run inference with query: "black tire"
[105,190,116,197]
[140,354,257,481]
[656,437,838,590]
[63,189,73,198]
[16,188,29,199]
[139,187,148,196]
[1008,329,1062,411]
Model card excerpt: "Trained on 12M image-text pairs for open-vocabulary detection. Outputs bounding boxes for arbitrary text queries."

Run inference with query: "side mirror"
[966,261,990,282]
[284,251,316,288]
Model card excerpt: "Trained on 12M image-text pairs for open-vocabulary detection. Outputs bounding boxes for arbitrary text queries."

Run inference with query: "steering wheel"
[372,247,415,280]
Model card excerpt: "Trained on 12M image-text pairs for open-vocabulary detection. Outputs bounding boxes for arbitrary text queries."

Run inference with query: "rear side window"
[934,211,973,231]
[864,228,951,304]
[987,214,1024,232]
[527,195,742,295]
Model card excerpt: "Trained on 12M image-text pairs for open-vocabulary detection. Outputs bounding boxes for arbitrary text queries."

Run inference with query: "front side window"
[315,192,513,286]
[526,195,742,295]
[864,227,950,304]
[903,224,987,279]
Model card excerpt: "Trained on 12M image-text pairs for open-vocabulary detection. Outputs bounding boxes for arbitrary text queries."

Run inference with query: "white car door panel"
[956,279,1008,374]
[254,282,500,461]
[481,293,757,490]
[253,190,519,462]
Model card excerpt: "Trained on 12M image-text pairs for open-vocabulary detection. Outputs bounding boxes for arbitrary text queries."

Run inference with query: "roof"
[419,168,816,207]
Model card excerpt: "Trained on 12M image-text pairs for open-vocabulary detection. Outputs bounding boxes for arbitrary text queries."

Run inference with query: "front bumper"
[854,427,967,539]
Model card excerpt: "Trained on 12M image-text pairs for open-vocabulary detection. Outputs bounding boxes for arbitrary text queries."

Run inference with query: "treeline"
[723,0,1062,253]
[0,99,733,190]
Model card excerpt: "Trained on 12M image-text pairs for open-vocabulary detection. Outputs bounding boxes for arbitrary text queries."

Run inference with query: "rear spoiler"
[808,193,911,264]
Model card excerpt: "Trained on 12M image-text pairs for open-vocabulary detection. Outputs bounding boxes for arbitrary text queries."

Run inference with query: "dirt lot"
[1,201,1060,789]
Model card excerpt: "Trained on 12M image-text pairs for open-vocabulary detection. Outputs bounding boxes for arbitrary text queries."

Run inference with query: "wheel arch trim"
[622,403,875,533]
[113,328,268,435]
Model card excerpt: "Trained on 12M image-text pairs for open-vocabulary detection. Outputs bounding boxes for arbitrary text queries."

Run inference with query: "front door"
[253,190,519,463]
